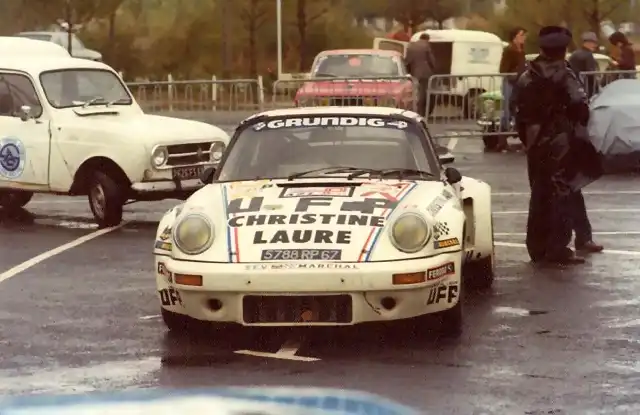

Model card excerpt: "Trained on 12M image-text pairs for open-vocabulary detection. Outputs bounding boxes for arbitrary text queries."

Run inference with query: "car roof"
[411,29,502,43]
[319,49,402,57]
[0,57,114,75]
[248,106,421,120]
[0,37,71,58]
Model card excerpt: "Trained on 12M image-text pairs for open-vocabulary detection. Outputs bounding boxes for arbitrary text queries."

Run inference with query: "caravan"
[373,30,504,116]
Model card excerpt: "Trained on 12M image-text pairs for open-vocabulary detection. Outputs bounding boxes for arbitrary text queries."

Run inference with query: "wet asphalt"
[0,132,639,414]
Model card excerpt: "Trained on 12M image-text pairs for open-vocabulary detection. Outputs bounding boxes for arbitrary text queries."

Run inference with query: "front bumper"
[155,252,462,326]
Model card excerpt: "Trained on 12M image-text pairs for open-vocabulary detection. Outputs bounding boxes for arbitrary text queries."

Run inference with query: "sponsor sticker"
[253,116,409,131]
[280,186,354,198]
[0,137,26,179]
[433,237,460,249]
[426,262,456,281]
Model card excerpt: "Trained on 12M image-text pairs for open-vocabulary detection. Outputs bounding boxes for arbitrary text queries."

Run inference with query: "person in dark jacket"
[567,32,605,254]
[511,26,602,265]
[405,33,436,117]
[568,32,600,97]
[603,31,636,85]
[491,27,527,152]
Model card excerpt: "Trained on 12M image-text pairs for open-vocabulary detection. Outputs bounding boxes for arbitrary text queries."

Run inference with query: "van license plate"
[172,166,204,180]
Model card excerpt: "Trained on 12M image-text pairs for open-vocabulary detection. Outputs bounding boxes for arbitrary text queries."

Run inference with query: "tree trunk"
[248,0,259,102]
[107,11,116,62]
[297,0,307,72]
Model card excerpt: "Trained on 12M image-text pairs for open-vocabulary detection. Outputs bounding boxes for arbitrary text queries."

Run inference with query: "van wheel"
[88,171,124,227]
[0,190,33,209]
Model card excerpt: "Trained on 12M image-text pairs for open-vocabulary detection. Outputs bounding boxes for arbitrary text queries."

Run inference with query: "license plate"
[260,249,342,261]
[172,166,204,180]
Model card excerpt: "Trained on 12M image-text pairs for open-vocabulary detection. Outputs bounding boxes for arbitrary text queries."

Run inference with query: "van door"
[0,72,50,189]
[373,37,408,56]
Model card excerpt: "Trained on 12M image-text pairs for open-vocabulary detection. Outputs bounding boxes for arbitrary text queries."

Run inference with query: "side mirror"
[200,167,216,184]
[444,167,462,184]
[439,153,455,164]
[19,105,32,122]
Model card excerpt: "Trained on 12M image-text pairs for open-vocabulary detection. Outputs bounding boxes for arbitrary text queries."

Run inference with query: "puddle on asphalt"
[0,357,160,394]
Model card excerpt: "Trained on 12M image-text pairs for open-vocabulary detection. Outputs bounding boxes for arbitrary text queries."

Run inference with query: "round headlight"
[151,146,168,167]
[209,141,226,163]
[390,213,431,253]
[173,213,214,255]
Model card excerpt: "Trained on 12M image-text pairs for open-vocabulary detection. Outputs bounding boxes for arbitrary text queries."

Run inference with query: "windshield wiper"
[81,96,105,108]
[347,168,435,180]
[287,166,376,180]
[314,72,337,78]
[106,97,126,106]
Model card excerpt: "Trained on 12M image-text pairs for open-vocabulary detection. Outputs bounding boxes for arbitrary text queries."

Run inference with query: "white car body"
[0,55,229,226]
[153,107,494,334]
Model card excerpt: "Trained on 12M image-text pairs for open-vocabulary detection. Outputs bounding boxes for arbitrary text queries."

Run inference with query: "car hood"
[170,178,464,263]
[297,79,410,96]
[57,110,229,146]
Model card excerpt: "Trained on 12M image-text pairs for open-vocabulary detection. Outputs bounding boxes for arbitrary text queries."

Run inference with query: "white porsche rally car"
[153,106,495,337]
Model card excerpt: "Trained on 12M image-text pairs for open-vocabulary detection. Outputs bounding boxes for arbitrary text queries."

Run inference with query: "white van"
[0,36,71,58]
[373,29,504,116]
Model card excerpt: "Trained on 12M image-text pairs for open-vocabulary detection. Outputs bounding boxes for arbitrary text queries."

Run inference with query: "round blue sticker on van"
[0,137,26,179]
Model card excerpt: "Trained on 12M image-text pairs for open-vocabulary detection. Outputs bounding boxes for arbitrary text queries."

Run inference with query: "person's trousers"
[525,149,573,261]
[500,79,513,131]
[570,190,593,246]
[417,78,429,117]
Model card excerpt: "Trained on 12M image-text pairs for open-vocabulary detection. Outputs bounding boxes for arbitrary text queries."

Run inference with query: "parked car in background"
[294,49,414,109]
[477,52,613,150]
[14,31,102,61]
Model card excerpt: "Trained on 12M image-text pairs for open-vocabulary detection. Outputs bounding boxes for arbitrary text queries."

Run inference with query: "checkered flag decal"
[434,222,449,240]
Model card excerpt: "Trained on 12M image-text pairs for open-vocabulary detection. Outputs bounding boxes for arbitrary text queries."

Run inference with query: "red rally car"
[294,49,414,109]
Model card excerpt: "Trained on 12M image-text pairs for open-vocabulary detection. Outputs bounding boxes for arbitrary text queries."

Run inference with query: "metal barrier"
[126,75,264,114]
[269,76,418,111]
[426,70,640,142]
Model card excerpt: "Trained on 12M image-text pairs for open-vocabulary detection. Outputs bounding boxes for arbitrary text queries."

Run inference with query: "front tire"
[161,308,197,333]
[464,255,495,290]
[0,190,33,210]
[435,296,463,338]
[88,171,125,227]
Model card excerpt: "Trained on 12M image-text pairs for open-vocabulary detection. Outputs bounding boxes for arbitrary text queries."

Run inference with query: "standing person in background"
[568,32,600,97]
[405,33,436,118]
[493,27,527,152]
[607,31,636,81]
[567,32,604,254]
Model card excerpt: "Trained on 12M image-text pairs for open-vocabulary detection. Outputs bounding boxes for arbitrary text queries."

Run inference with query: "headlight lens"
[209,141,226,163]
[390,213,431,253]
[173,213,214,255]
[151,146,168,167]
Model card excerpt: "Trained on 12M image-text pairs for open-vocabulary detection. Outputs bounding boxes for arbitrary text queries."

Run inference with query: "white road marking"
[235,338,320,362]
[492,190,640,196]
[494,208,640,215]
[495,241,640,256]
[0,224,125,284]
[446,136,459,151]
[496,231,640,236]
[139,315,161,320]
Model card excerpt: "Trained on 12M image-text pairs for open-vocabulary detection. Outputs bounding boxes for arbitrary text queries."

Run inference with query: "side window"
[0,73,42,118]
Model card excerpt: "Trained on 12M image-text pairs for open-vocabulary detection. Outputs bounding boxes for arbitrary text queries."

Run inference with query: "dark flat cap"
[538,25,573,48]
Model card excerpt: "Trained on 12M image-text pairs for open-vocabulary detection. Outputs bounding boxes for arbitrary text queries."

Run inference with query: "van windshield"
[39,69,133,108]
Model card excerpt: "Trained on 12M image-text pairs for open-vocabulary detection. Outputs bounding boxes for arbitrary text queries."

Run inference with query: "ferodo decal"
[426,282,458,305]
[252,116,408,131]
[280,186,354,198]
[426,262,455,281]
[433,237,460,249]
[426,188,455,217]
[157,262,172,282]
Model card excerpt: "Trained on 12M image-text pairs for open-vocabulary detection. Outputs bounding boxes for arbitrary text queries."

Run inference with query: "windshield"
[312,54,403,77]
[39,69,132,108]
[217,115,438,182]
